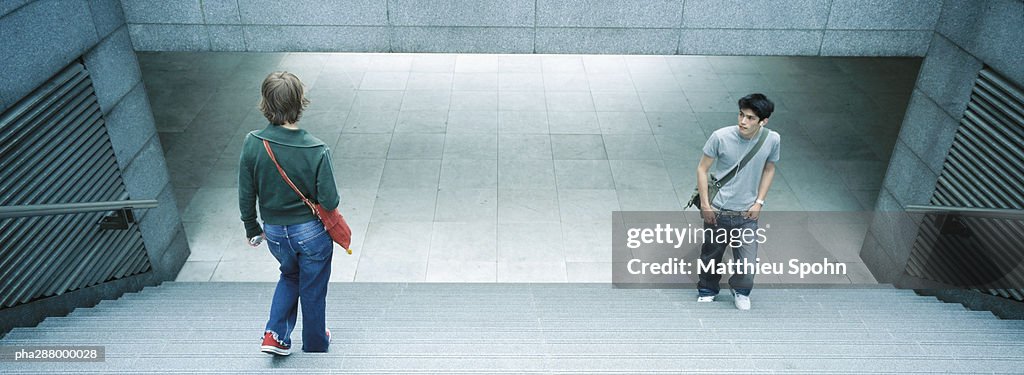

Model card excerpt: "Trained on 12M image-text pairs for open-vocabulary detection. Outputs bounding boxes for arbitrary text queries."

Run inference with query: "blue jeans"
[697,212,759,297]
[263,219,333,352]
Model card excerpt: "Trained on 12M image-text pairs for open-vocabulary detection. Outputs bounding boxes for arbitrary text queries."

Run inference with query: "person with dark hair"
[238,71,339,355]
[694,93,780,310]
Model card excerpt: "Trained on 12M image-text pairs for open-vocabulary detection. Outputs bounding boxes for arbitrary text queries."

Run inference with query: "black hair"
[738,93,774,120]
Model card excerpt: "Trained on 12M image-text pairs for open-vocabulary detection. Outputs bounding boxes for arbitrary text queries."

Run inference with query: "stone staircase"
[3,282,1023,373]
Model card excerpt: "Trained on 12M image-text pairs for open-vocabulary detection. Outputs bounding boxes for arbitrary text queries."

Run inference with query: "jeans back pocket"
[296,229,332,261]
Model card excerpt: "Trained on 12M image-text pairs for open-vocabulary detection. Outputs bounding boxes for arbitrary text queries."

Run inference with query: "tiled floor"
[138,52,919,283]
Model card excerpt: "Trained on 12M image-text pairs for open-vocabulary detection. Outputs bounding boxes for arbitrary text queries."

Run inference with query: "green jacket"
[238,124,339,239]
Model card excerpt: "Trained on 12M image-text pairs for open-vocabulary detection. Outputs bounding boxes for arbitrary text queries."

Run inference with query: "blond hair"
[259,71,310,125]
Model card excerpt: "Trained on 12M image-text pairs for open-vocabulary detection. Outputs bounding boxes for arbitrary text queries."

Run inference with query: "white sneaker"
[697,295,715,303]
[733,293,751,310]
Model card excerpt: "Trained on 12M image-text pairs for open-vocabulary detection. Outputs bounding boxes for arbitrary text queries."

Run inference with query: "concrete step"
[81,303,963,313]
[0,356,991,374]
[40,311,1005,325]
[119,290,929,299]
[134,286,921,295]
[3,282,1022,374]
[125,284,926,292]
[8,327,1024,344]
[59,301,970,311]
[3,353,1020,374]
[1,340,1021,358]
[100,293,953,303]
[29,321,1022,336]
[112,297,951,307]
[141,284,920,296]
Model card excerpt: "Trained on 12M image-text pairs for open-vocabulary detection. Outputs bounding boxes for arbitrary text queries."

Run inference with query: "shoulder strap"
[263,139,317,215]
[717,129,770,186]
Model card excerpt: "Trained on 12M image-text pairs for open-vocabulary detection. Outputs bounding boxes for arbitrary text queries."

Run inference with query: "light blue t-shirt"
[702,126,781,211]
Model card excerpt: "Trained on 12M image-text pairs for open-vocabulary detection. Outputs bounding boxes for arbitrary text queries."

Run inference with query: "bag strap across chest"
[262,139,317,215]
[716,128,769,186]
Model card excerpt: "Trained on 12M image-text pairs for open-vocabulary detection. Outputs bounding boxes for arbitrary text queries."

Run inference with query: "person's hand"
[248,234,264,248]
[701,205,717,226]
[745,202,762,220]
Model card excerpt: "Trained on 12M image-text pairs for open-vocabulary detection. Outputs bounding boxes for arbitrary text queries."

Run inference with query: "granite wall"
[860,0,1024,284]
[121,0,942,56]
[0,0,187,331]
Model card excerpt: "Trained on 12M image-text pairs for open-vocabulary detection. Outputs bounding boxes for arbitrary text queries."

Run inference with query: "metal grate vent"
[907,67,1024,300]
[0,62,151,309]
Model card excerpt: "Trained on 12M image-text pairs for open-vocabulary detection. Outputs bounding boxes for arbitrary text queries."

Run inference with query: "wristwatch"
[755,199,765,206]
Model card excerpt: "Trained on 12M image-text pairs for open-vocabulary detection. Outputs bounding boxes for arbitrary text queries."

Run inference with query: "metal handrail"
[905,204,1024,220]
[0,200,159,219]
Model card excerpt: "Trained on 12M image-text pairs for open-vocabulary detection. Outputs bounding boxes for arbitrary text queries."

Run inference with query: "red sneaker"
[260,331,290,356]
[326,328,332,344]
